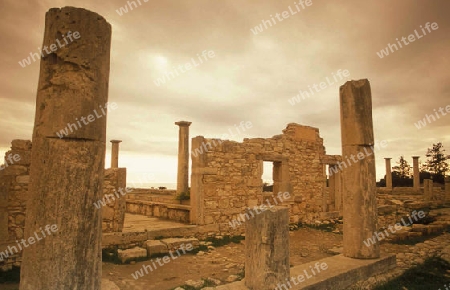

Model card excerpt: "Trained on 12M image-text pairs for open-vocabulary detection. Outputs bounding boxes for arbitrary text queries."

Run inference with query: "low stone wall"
[102,222,243,250]
[126,200,190,223]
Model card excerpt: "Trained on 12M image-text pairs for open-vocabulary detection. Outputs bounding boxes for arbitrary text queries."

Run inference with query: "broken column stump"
[339,79,380,259]
[20,7,111,290]
[245,206,290,290]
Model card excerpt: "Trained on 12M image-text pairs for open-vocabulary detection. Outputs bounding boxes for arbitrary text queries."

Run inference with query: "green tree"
[392,156,411,179]
[424,142,450,183]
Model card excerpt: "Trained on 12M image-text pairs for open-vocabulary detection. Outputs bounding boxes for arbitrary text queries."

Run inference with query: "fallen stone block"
[161,237,200,251]
[117,247,147,264]
[144,240,169,257]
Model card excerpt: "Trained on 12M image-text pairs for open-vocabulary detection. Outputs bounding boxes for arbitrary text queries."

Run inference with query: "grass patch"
[373,256,450,290]
[205,235,245,248]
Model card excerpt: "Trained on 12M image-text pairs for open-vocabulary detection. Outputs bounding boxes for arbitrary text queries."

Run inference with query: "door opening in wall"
[262,161,274,192]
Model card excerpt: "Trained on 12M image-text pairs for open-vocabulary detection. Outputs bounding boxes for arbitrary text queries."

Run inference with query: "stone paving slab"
[216,253,396,290]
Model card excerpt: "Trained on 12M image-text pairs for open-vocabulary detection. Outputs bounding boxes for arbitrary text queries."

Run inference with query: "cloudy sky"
[0,0,449,187]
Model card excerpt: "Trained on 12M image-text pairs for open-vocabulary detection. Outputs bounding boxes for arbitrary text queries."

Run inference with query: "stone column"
[110,140,122,168]
[328,165,336,211]
[175,121,192,194]
[424,179,430,201]
[412,156,420,191]
[245,207,289,290]
[334,167,343,212]
[385,158,392,190]
[20,7,111,290]
[339,79,380,259]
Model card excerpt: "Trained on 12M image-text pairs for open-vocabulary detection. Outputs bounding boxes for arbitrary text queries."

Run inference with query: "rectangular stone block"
[245,206,289,290]
[144,240,169,257]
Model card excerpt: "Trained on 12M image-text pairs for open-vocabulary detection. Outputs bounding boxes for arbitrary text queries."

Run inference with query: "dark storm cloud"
[0,0,449,179]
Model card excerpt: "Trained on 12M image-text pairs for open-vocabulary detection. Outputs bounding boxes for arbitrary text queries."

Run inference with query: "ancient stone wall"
[0,140,127,270]
[191,123,327,226]
[101,168,127,233]
[0,140,32,271]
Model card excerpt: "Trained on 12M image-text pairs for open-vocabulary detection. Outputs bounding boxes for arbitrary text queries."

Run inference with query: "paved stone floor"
[122,213,191,232]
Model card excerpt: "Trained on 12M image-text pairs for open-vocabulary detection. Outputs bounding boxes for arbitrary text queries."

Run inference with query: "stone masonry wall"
[101,168,127,233]
[190,123,327,226]
[0,140,32,271]
[0,140,127,270]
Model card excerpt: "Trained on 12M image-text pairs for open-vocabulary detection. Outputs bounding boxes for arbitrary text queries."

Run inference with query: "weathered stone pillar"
[334,167,343,212]
[385,158,392,190]
[339,79,380,259]
[110,140,122,168]
[190,136,205,225]
[412,156,420,191]
[245,206,289,290]
[175,121,192,194]
[328,165,336,211]
[424,179,433,200]
[20,7,111,290]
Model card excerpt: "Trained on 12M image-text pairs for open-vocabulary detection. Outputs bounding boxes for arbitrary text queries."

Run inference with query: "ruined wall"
[101,168,127,233]
[0,140,32,271]
[0,140,127,270]
[191,123,327,226]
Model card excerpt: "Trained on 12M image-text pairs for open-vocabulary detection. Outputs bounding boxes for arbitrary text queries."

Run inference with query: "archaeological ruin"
[1,5,450,290]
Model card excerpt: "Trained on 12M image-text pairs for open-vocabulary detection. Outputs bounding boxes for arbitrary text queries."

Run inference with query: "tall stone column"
[334,167,343,212]
[20,7,111,290]
[328,165,336,211]
[339,79,380,259]
[110,140,122,168]
[412,156,420,191]
[385,158,392,190]
[245,207,289,289]
[175,121,192,194]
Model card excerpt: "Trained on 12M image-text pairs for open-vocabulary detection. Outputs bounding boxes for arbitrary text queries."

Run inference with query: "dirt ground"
[101,228,344,290]
[0,226,443,290]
